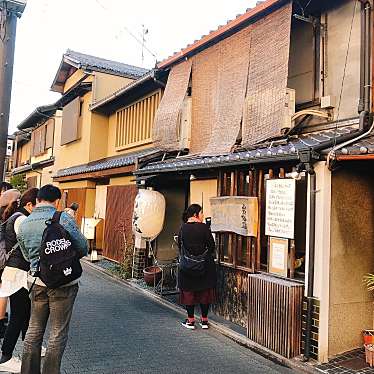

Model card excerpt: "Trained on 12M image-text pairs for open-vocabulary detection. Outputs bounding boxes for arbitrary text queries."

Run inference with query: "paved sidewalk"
[55,264,296,374]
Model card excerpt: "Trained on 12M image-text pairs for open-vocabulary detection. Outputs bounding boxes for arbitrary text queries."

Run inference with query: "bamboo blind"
[152,60,192,151]
[115,90,161,150]
[203,26,251,155]
[242,3,292,146]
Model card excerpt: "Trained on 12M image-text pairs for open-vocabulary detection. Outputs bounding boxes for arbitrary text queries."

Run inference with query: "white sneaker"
[41,346,47,357]
[0,356,21,373]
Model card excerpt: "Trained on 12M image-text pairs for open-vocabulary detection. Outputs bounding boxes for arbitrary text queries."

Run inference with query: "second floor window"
[115,90,162,150]
[31,119,54,157]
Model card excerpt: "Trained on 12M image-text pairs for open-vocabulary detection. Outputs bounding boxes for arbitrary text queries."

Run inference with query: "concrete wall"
[325,0,361,120]
[329,162,374,357]
[92,72,133,104]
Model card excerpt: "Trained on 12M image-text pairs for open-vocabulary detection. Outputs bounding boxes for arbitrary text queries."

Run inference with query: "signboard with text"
[265,179,296,239]
[81,218,102,240]
[268,237,289,277]
[210,196,258,237]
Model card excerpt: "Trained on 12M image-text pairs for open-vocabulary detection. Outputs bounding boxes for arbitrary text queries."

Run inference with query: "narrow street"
[59,264,296,374]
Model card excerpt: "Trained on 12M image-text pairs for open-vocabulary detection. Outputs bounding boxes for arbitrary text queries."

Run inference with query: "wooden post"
[256,169,264,272]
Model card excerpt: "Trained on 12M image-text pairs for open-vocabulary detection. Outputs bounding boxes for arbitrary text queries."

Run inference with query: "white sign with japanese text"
[265,179,296,239]
[210,196,258,237]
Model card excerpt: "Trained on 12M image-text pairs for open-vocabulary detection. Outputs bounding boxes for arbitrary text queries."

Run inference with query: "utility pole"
[0,0,26,181]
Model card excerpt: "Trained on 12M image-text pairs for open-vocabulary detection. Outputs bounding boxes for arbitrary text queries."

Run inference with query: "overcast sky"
[9,0,257,133]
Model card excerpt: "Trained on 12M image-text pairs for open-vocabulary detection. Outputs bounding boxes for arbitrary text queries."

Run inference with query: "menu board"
[81,218,102,240]
[210,196,258,237]
[265,179,296,239]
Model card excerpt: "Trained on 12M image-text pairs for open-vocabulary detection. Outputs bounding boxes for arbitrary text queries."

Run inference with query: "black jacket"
[6,208,30,272]
[178,222,217,292]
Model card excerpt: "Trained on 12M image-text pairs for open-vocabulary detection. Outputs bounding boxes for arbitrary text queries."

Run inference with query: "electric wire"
[332,0,358,148]
[95,0,157,61]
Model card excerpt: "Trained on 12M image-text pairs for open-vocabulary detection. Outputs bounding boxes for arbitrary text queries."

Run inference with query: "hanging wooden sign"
[265,178,296,239]
[210,196,258,237]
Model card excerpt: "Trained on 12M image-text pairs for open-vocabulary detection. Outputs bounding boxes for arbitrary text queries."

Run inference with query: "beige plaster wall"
[329,163,374,357]
[55,92,92,171]
[56,180,96,189]
[31,148,53,165]
[92,72,133,104]
[325,0,361,120]
[89,112,109,162]
[189,179,217,218]
[109,176,135,186]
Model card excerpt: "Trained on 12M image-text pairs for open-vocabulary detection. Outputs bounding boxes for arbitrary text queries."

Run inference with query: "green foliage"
[109,243,134,279]
[9,173,27,193]
[364,273,374,292]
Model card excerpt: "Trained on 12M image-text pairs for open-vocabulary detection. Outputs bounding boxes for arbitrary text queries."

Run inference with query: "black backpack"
[39,211,82,289]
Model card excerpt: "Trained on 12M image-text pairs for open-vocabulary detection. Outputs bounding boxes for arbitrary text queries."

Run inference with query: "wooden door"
[64,188,87,228]
[103,185,137,262]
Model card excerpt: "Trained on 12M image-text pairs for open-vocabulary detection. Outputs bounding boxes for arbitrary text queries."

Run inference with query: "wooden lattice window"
[115,90,161,150]
[216,166,307,280]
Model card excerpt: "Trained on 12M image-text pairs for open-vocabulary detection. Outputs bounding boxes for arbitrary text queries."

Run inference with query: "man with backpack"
[17,185,88,374]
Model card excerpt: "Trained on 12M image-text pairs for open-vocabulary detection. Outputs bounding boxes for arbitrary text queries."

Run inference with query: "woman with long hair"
[178,204,217,329]
[0,189,21,342]
[0,188,39,373]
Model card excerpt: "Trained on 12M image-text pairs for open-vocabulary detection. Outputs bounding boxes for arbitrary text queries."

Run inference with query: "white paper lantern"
[132,190,166,240]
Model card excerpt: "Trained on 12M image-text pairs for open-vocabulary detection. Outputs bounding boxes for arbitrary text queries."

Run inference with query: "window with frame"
[115,90,162,150]
[31,119,55,157]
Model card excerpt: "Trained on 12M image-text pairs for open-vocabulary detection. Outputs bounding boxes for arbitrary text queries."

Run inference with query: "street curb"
[82,259,318,374]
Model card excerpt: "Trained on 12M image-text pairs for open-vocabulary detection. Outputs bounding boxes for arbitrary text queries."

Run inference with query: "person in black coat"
[178,204,217,330]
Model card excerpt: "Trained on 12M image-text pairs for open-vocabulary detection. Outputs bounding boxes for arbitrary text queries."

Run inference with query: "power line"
[95,0,157,61]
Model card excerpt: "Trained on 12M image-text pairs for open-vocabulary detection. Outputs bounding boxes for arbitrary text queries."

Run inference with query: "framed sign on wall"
[265,178,296,239]
[268,236,289,277]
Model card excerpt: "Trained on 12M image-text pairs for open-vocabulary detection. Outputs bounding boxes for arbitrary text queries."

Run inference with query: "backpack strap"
[52,211,63,222]
[46,211,62,225]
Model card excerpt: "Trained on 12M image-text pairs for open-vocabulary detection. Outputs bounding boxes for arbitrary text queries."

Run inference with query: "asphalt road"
[51,265,296,373]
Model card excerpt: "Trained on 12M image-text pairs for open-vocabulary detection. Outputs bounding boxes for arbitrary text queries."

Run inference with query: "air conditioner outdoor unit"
[281,88,296,133]
[178,96,192,150]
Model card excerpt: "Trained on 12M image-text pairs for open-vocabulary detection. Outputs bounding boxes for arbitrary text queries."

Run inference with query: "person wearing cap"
[0,188,21,343]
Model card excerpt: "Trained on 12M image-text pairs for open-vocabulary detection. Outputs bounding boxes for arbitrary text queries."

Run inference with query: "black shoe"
[181,319,195,330]
[199,320,209,329]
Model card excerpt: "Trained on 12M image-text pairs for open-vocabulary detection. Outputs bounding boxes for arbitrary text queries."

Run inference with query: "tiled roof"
[136,126,359,175]
[336,133,374,155]
[12,164,32,175]
[55,148,159,178]
[65,50,149,78]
